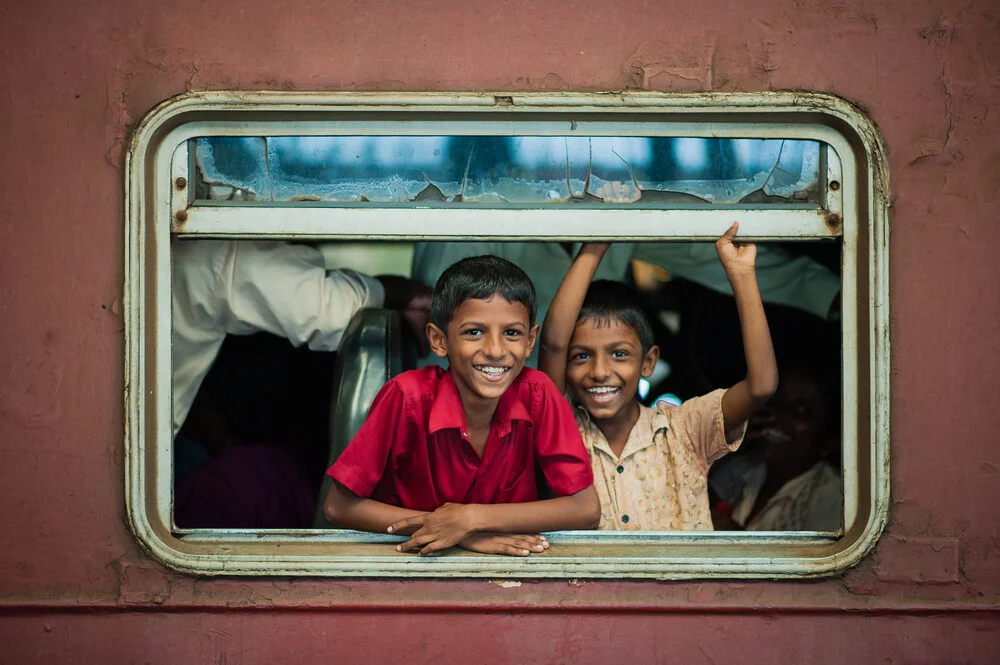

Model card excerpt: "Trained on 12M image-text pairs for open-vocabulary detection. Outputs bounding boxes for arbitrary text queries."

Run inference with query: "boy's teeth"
[587,386,619,394]
[476,365,508,376]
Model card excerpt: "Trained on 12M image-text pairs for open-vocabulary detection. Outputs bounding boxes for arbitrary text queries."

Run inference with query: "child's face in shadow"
[565,318,658,423]
[426,295,538,409]
[746,369,834,468]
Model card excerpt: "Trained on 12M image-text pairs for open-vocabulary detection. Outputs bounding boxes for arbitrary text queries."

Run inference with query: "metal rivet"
[829,180,840,191]
[175,210,188,223]
[175,177,187,189]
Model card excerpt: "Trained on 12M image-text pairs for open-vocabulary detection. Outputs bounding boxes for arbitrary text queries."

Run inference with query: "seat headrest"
[313,308,402,528]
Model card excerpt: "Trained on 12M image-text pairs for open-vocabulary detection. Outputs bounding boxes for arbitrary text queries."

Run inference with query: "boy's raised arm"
[717,222,780,431]
[539,243,611,393]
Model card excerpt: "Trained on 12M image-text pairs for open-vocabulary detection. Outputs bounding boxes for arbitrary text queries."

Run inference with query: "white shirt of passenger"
[171,239,385,435]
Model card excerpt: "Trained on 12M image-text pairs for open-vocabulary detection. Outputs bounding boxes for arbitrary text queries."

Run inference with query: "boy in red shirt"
[324,256,600,556]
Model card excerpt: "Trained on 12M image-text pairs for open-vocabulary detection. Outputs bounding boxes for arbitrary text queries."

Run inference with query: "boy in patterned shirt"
[539,223,778,530]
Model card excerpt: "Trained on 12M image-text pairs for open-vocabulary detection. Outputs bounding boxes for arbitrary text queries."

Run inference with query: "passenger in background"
[173,332,329,529]
[539,223,778,530]
[171,239,431,529]
[172,238,431,438]
[709,365,843,532]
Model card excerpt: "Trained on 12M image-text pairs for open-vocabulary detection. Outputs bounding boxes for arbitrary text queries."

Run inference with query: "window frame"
[124,91,889,578]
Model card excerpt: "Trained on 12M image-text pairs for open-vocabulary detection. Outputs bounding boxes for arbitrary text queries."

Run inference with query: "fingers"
[395,528,463,556]
[397,533,552,557]
[509,534,549,553]
[486,541,532,556]
[387,515,423,535]
[719,221,739,242]
[489,534,548,553]
[459,533,550,556]
[395,531,437,553]
[419,538,456,557]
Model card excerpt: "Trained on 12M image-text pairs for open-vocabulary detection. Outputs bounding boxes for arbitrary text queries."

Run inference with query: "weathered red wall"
[2,0,998,662]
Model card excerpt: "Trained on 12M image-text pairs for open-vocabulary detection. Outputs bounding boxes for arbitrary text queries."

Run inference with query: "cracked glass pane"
[193,136,821,206]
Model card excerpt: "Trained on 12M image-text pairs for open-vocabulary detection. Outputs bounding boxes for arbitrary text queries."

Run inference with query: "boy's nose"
[483,332,505,359]
[590,355,611,380]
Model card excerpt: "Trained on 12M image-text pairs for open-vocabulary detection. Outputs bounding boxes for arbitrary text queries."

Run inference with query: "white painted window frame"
[125,91,889,578]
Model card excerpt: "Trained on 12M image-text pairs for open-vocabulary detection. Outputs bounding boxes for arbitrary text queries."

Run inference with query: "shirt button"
[616,465,624,474]
[621,515,630,523]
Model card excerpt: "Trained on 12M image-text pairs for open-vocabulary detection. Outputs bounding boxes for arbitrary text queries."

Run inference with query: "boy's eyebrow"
[568,339,639,352]
[457,320,528,329]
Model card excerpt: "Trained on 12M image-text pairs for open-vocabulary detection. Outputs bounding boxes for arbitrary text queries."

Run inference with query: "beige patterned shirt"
[575,389,746,531]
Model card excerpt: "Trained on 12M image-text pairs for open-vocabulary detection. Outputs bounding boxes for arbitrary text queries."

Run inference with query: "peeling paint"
[875,537,961,585]
[114,561,173,606]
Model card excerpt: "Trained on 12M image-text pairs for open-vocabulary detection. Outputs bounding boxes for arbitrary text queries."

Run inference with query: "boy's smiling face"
[566,318,658,423]
[427,295,539,409]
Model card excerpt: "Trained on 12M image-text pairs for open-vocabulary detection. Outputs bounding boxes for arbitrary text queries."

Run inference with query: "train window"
[124,92,889,578]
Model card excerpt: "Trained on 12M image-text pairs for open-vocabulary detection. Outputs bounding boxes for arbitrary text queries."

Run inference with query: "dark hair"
[430,255,537,330]
[577,280,655,353]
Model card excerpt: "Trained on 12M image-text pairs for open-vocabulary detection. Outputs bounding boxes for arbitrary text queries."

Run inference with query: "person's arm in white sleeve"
[631,242,841,320]
[223,240,386,351]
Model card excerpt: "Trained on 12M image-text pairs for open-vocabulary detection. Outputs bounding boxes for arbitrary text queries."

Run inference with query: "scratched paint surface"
[1,0,999,661]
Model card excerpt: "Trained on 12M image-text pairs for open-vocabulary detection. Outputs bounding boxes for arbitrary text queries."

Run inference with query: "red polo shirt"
[328,366,593,512]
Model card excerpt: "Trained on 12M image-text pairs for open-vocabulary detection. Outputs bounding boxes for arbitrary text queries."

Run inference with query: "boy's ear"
[524,323,541,357]
[641,345,660,378]
[425,322,450,359]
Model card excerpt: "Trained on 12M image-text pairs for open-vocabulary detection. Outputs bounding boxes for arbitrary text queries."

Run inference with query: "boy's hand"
[715,222,757,276]
[388,502,479,556]
[459,533,549,556]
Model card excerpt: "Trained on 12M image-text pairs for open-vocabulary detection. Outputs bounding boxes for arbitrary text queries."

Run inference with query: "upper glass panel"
[193,136,822,206]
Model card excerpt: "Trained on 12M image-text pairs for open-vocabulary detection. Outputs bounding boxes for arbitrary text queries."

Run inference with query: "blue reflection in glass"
[194,136,820,204]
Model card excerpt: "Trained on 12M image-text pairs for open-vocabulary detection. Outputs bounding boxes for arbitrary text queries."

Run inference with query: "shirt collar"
[579,403,666,461]
[428,370,533,438]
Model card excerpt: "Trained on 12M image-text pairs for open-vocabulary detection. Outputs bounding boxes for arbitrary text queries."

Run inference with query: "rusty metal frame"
[124,91,890,578]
